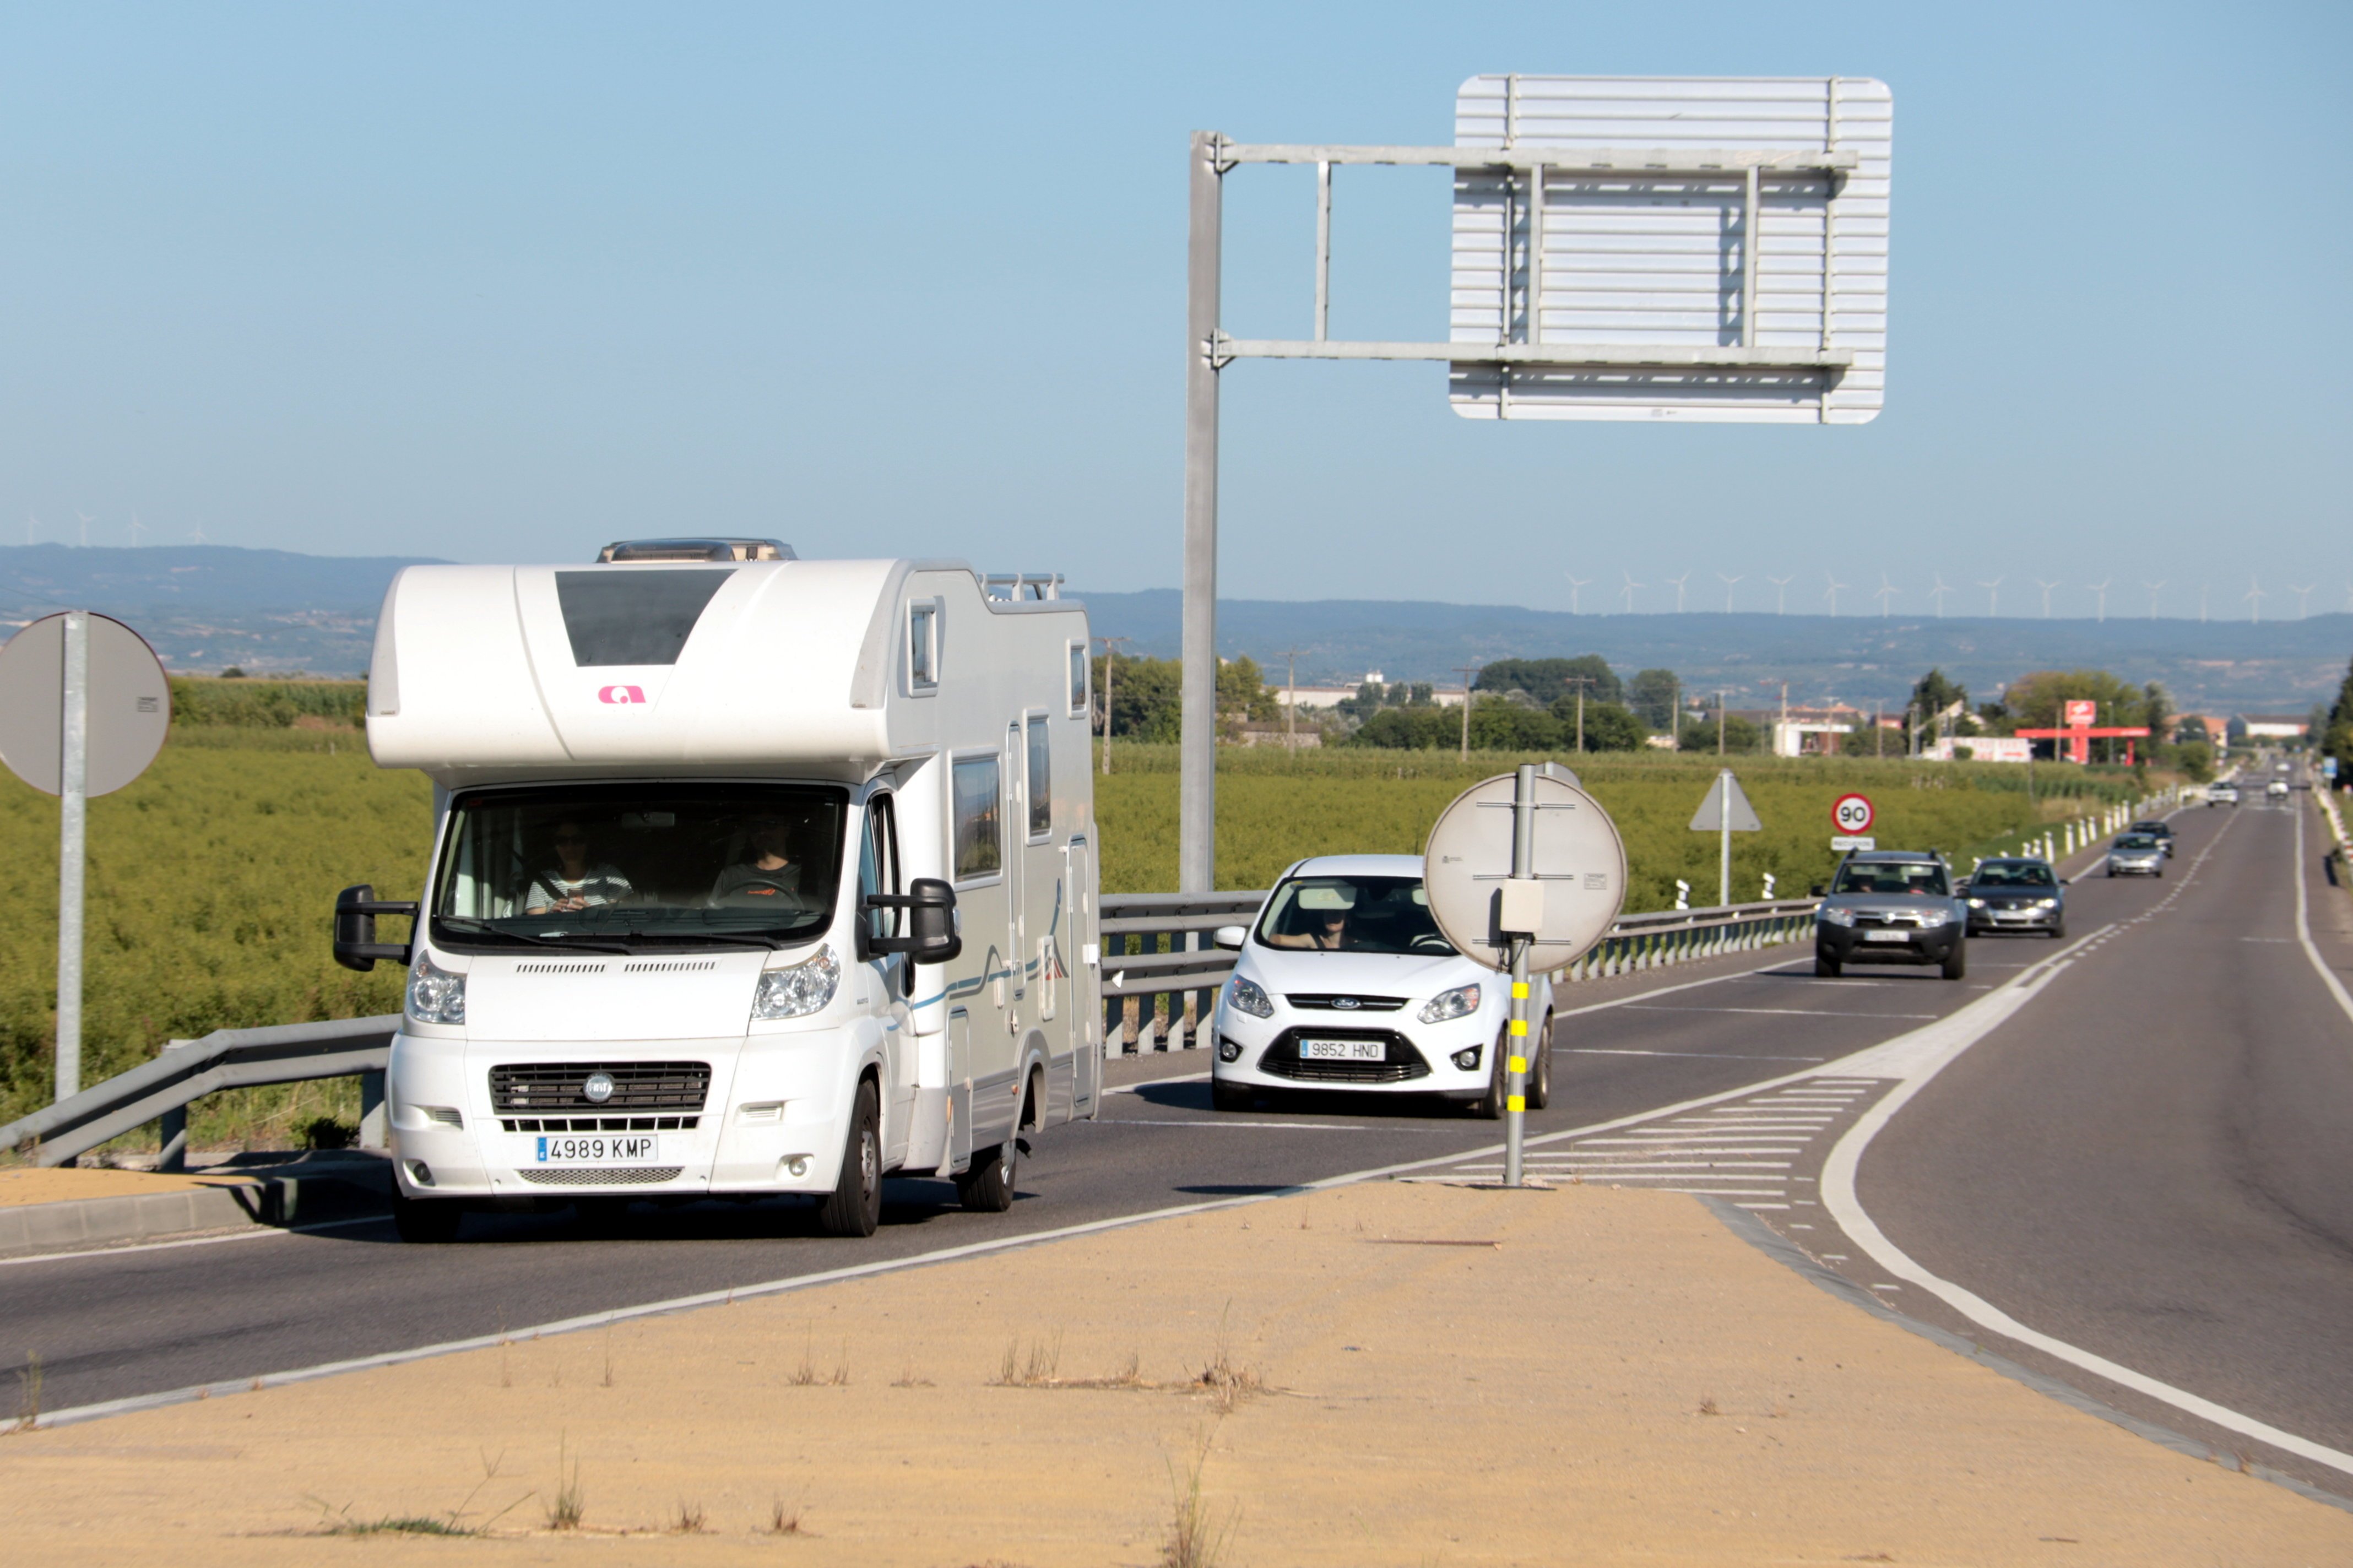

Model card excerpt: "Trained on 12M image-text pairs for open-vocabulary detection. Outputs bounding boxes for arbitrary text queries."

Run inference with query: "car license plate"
[1298,1039,1386,1062]
[1864,929,1912,943]
[527,1133,661,1165]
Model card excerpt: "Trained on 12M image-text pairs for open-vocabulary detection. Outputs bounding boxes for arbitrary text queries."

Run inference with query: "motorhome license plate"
[528,1134,661,1165]
[1298,1039,1386,1062]
[1864,929,1912,943]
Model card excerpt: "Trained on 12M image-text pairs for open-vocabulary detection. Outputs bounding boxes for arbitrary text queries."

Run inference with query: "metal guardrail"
[0,1016,398,1170]
[1097,891,1825,1055]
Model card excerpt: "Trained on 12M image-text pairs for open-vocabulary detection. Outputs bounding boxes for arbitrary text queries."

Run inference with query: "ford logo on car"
[1332,996,1360,1010]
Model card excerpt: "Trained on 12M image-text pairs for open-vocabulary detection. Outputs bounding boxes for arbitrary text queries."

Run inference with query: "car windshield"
[1255,874,1455,957]
[431,783,847,951]
[1971,862,2055,889]
[2132,822,2168,834]
[2116,834,2160,850]
[1830,861,1950,897]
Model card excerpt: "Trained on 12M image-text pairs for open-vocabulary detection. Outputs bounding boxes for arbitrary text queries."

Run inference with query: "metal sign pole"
[1719,769,1733,908]
[1179,129,1223,894]
[56,609,88,1101]
[1504,762,1534,1187]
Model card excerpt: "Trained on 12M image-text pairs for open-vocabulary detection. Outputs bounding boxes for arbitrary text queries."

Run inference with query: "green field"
[1,725,2159,1141]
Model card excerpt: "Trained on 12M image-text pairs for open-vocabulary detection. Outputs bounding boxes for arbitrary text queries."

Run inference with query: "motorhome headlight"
[1227,974,1274,1019]
[406,954,467,1025]
[753,945,840,1021]
[1418,983,1482,1024]
[1819,906,1857,927]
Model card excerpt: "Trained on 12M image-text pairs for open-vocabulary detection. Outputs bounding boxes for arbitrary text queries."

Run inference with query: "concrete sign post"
[0,612,171,1102]
[1689,769,1763,907]
[1425,764,1625,1186]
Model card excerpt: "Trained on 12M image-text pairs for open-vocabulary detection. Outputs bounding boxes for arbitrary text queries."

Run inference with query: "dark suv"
[1813,850,1969,980]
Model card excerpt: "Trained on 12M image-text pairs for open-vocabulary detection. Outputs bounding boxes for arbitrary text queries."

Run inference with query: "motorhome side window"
[1067,642,1087,717]
[1026,713,1051,840]
[951,755,1002,882]
[907,602,937,689]
[859,794,901,945]
[429,783,848,952]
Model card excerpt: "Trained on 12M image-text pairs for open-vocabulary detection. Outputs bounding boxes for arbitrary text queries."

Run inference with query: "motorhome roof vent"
[597,538,795,563]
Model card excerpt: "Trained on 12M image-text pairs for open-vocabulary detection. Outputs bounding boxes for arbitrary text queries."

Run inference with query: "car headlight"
[1228,974,1274,1019]
[2033,898,2058,910]
[752,945,840,1021]
[1819,906,1857,927]
[1915,909,1951,928]
[406,953,467,1025]
[1966,898,1987,908]
[1418,983,1482,1024]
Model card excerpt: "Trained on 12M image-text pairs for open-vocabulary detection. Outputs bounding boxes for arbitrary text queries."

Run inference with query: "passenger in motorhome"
[523,821,635,913]
[708,811,812,907]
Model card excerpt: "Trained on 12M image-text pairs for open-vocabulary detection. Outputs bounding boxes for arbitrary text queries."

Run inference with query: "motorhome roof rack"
[597,538,795,563]
[983,572,1064,601]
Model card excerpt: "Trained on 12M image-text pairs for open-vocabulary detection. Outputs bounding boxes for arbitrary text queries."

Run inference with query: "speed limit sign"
[1832,793,1875,835]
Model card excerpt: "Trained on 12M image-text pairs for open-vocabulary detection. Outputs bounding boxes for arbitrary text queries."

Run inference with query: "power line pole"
[1718,690,1728,756]
[1453,661,1481,762]
[1094,635,1132,775]
[1275,645,1306,752]
[1563,676,1593,753]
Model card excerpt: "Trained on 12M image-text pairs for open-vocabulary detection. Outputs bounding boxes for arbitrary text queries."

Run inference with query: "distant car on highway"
[2129,819,2175,857]
[2107,833,2167,877]
[2267,778,2290,799]
[1961,859,2065,938]
[1208,854,1552,1119]
[2209,784,2241,807]
[1812,850,1969,980]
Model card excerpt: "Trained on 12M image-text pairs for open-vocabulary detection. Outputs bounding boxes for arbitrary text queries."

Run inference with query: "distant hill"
[0,544,442,675]
[1074,589,2352,717]
[2,547,2340,711]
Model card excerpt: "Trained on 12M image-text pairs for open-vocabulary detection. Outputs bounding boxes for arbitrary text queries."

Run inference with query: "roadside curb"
[0,1170,389,1261]
[1700,1196,2353,1519]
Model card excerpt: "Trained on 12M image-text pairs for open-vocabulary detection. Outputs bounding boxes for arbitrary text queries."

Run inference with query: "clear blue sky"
[2,2,2346,620]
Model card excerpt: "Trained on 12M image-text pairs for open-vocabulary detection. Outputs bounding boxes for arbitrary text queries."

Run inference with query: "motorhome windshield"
[431,784,847,952]
[1255,875,1456,957]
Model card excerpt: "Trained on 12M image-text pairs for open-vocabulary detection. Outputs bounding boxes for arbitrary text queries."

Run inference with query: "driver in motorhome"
[523,821,635,913]
[708,810,810,907]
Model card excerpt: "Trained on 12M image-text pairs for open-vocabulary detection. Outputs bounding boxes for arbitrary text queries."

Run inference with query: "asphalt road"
[1846,794,2353,1493]
[10,796,2351,1506]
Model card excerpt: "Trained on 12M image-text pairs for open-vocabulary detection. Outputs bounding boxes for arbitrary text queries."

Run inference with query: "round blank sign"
[0,613,172,797]
[1423,772,1628,974]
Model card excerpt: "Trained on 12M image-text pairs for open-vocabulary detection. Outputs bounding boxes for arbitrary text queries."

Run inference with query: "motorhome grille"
[1284,994,1408,1012]
[514,962,609,975]
[500,1116,700,1133]
[621,959,718,974]
[489,1061,709,1113]
[1257,1029,1430,1085]
[518,1166,683,1186]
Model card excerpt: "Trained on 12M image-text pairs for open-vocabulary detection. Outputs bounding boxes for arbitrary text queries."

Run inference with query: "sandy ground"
[4,1180,2347,1566]
[0,1166,245,1207]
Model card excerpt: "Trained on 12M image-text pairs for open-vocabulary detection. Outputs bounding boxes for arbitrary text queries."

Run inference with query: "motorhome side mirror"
[861,877,962,964]
[333,883,419,973]
[1212,924,1247,951]
[1809,883,1828,899]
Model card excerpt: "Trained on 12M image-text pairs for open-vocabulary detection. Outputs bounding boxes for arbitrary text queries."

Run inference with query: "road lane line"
[1624,1005,1939,1021]
[1816,815,2353,1480]
[0,1213,386,1271]
[2293,804,2353,1029]
[1565,1049,1825,1062]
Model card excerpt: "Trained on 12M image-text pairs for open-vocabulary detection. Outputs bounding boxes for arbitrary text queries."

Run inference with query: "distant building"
[1769,703,1865,757]
[1232,721,1322,749]
[1277,681,1465,711]
[1924,736,2032,763]
[2232,714,2310,741]
[2177,714,2229,745]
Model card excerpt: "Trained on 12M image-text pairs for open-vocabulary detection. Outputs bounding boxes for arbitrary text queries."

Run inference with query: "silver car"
[2106,833,2166,877]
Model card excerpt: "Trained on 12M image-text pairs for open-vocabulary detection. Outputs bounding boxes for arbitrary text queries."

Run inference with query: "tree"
[1680,714,1762,753]
[1996,669,2164,764]
[1093,653,1180,740]
[2323,655,2353,786]
[1218,655,1278,726]
[1910,669,1968,736]
[1476,656,1621,707]
[1627,669,1680,730]
[1580,702,1649,752]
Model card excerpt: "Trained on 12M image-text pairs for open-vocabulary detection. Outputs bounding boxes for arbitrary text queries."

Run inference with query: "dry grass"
[10,1352,40,1433]
[768,1493,810,1536]
[1159,1434,1237,1568]
[788,1331,851,1387]
[670,1500,708,1534]
[544,1437,585,1532]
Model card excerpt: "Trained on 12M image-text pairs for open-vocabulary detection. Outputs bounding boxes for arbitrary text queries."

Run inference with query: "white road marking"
[1624,1005,1940,1021]
[1089,1119,1385,1131]
[1565,1049,1826,1062]
[0,1213,386,1270]
[2292,805,2353,1029]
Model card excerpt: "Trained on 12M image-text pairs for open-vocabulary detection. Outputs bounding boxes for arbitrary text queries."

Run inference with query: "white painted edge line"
[1818,817,2353,1480]
[0,1213,385,1271]
[2295,804,2353,1029]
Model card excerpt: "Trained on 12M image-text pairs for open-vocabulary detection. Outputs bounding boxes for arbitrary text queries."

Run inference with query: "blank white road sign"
[1424,772,1628,974]
[0,613,171,796]
[1450,74,1891,424]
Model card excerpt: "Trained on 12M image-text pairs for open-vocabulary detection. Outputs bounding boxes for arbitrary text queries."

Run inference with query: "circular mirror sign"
[1423,772,1628,974]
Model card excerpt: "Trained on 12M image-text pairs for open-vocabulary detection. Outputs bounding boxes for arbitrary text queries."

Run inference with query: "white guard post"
[1180,75,1892,889]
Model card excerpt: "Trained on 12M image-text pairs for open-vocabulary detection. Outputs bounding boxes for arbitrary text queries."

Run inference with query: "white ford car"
[1207,855,1552,1119]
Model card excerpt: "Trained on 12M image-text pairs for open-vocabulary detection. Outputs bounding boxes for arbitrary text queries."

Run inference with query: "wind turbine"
[2142,580,2164,617]
[1767,574,1794,615]
[1873,574,1898,617]
[1978,577,2003,617]
[23,513,35,546]
[1619,572,1642,614]
[2243,577,2265,623]
[1824,572,1847,617]
[2198,584,2209,623]
[2289,583,2315,619]
[1928,572,1951,617]
[2034,578,2061,618]
[1563,572,1588,615]
[126,511,147,546]
[188,525,208,545]
[1664,571,1691,614]
[2088,579,2112,622]
[74,507,94,547]
[1716,572,1743,612]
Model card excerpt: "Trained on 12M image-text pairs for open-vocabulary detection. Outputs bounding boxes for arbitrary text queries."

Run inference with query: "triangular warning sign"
[1689,771,1764,833]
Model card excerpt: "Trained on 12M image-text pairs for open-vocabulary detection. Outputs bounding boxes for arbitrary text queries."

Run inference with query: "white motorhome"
[334,539,1102,1241]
